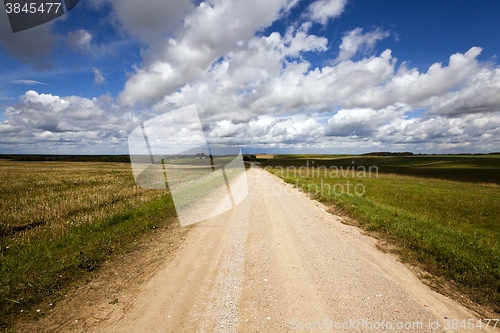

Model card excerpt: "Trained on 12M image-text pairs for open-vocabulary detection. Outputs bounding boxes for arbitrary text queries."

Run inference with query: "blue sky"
[1,0,500,154]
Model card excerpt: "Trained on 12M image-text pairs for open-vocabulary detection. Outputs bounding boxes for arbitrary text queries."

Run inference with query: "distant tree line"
[361,152,414,156]
[243,155,257,161]
[1,152,498,163]
[0,155,131,163]
[361,152,500,156]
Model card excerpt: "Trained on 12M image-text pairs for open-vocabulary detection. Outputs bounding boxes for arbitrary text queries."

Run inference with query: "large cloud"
[2,0,500,154]
[156,41,395,121]
[322,105,500,152]
[203,109,500,153]
[341,47,485,110]
[208,115,326,146]
[3,90,500,154]
[0,91,138,153]
[109,0,498,124]
[90,0,196,44]
[374,112,500,152]
[427,67,500,116]
[117,0,299,107]
[326,104,411,136]
[147,24,500,153]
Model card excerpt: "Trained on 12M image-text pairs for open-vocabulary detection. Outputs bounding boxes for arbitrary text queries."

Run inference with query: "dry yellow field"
[254,154,273,159]
[0,160,162,240]
[0,160,177,329]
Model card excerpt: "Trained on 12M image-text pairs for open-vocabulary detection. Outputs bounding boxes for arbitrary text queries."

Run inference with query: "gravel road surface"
[90,166,489,333]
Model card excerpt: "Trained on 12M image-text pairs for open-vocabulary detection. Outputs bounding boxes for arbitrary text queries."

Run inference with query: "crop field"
[0,160,177,327]
[260,155,500,310]
[1,155,499,328]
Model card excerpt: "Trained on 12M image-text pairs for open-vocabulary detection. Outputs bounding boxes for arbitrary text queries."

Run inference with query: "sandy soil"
[18,166,495,332]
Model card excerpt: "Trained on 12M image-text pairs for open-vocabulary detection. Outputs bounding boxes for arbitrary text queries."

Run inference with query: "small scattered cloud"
[305,0,346,25]
[11,80,48,85]
[335,28,390,63]
[67,29,93,54]
[92,67,106,85]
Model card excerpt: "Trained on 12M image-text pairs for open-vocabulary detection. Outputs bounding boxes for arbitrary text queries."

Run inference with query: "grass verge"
[261,157,500,312]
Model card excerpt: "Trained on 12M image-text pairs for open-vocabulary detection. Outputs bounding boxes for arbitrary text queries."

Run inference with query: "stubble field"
[0,160,177,328]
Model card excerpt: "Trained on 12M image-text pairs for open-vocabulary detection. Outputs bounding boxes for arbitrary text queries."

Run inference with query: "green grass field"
[260,155,500,310]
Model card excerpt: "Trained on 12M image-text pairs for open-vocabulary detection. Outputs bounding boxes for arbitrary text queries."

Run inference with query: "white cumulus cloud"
[335,28,391,63]
[90,0,196,43]
[326,104,411,137]
[3,0,500,154]
[67,29,93,54]
[117,0,299,107]
[0,91,138,154]
[342,47,485,110]
[305,0,347,25]
[427,67,500,116]
[92,68,106,85]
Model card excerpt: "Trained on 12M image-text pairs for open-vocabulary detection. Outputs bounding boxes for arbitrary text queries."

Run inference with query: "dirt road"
[34,166,491,332]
